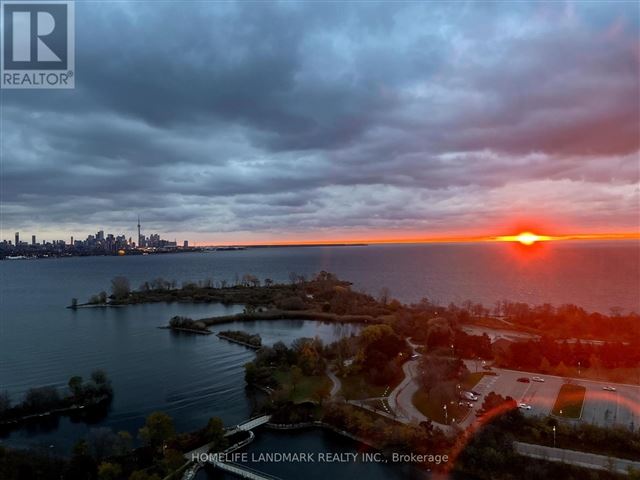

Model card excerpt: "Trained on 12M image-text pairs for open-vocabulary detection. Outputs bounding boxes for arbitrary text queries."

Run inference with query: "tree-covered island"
[0,370,113,427]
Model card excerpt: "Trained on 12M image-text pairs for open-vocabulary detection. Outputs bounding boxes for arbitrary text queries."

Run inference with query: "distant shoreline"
[0,243,369,261]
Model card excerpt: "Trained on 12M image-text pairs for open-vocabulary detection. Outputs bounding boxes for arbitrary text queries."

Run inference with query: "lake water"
[203,428,431,480]
[0,242,638,476]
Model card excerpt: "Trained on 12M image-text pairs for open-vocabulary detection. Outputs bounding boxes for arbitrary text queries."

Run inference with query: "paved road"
[389,358,430,424]
[514,441,640,475]
[389,340,427,423]
[388,339,464,433]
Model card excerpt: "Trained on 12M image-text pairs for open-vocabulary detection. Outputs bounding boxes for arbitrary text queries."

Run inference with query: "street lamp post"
[553,425,556,448]
[443,404,448,424]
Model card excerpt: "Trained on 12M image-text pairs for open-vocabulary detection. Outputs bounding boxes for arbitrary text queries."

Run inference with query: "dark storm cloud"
[1,1,638,240]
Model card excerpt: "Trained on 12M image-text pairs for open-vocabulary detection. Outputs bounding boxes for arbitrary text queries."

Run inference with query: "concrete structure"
[514,441,640,475]
[210,460,282,480]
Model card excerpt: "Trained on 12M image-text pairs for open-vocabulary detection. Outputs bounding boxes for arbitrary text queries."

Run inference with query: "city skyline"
[1,2,638,245]
[2,217,188,249]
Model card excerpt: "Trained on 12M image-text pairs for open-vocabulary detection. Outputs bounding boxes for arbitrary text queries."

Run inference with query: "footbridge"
[225,414,272,435]
[182,415,274,480]
[210,460,282,480]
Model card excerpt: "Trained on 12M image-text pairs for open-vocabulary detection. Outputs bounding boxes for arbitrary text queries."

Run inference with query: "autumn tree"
[139,411,175,452]
[290,366,303,393]
[204,417,227,450]
[97,462,121,480]
[311,382,332,406]
[129,471,162,480]
[538,357,551,374]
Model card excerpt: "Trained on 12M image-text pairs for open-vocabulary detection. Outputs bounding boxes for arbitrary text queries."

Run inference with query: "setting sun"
[517,232,542,245]
[494,231,553,245]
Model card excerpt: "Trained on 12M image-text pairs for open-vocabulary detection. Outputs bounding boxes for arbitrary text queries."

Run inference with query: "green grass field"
[273,369,332,404]
[461,372,488,390]
[552,384,586,419]
[411,372,485,424]
[412,390,469,425]
[338,373,400,400]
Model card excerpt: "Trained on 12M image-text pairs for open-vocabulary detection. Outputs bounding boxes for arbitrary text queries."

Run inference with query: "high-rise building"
[137,216,142,247]
[183,240,189,248]
[15,232,19,246]
[32,235,36,245]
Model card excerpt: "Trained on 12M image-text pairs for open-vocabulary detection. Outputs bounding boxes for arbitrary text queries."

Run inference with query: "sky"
[1,1,639,245]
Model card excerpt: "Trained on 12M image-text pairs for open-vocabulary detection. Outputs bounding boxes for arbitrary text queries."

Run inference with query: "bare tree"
[0,391,11,415]
[378,287,391,305]
[110,276,130,300]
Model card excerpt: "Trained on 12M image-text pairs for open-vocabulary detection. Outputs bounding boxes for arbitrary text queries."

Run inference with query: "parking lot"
[464,365,640,431]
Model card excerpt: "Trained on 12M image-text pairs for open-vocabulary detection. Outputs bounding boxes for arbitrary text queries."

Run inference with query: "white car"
[532,376,545,382]
[518,403,532,410]
[602,386,617,392]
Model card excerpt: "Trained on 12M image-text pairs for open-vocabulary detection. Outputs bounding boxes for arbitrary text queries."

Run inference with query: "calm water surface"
[201,429,431,480]
[0,242,638,476]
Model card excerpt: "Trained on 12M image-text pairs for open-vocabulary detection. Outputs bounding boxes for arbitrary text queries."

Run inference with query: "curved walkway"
[211,460,282,480]
[326,368,342,398]
[388,339,430,423]
[388,358,431,424]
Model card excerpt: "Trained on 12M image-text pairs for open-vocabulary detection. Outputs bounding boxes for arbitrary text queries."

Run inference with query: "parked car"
[602,386,617,392]
[470,390,482,396]
[517,377,530,383]
[461,391,478,401]
[532,376,545,382]
[518,403,532,410]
